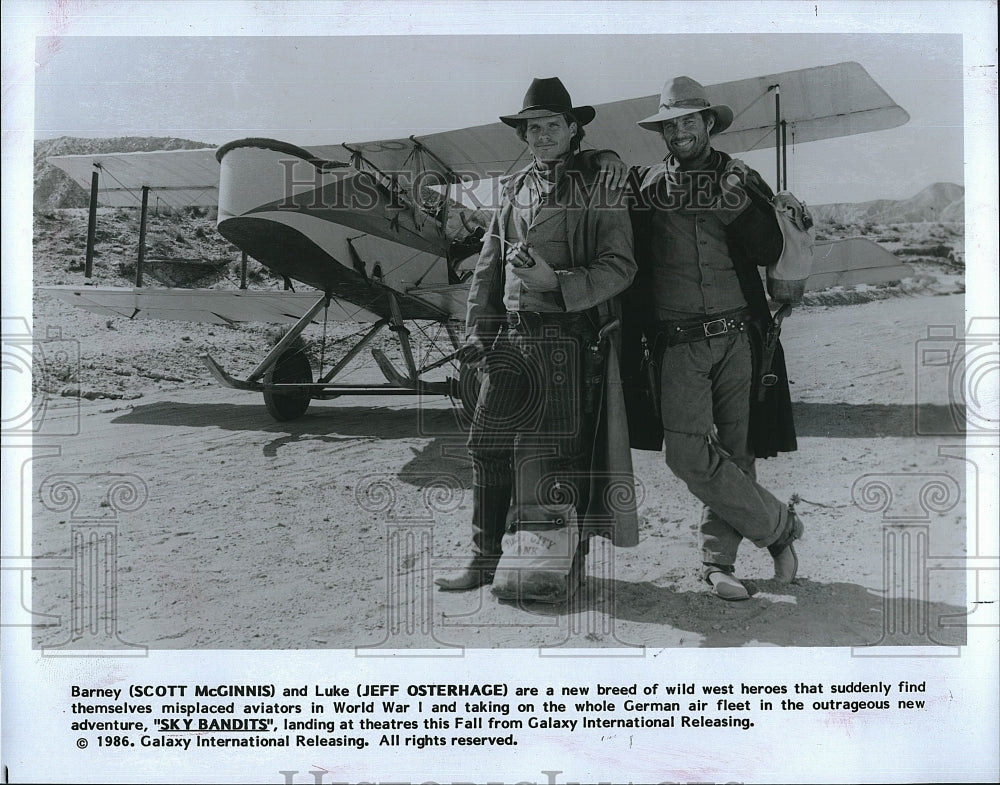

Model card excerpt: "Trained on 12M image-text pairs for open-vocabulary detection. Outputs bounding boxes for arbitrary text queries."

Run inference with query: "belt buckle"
[703,317,729,337]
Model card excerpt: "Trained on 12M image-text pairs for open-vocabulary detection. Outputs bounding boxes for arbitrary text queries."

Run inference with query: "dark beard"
[670,137,711,169]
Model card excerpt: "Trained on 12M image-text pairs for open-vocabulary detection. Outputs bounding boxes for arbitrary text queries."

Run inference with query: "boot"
[435,484,510,591]
[767,508,804,583]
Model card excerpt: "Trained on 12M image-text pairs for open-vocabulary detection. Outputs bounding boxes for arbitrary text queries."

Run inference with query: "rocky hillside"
[810,182,964,226]
[34,136,215,212]
[32,207,268,290]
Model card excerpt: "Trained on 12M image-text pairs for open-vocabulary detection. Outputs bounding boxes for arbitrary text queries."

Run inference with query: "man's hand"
[720,159,751,210]
[724,158,750,182]
[592,150,629,190]
[505,240,533,268]
[509,245,559,291]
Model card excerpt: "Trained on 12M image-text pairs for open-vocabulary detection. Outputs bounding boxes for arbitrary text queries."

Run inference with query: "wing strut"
[246,293,330,382]
[781,120,788,191]
[316,319,387,384]
[409,136,460,234]
[85,168,99,278]
[771,84,781,190]
[388,292,418,380]
[136,186,150,287]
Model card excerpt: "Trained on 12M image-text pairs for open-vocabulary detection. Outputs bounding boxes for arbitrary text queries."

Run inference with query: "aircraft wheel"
[457,361,482,420]
[263,348,313,421]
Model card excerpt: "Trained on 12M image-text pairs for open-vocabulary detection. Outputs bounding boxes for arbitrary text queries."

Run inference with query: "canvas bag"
[766,191,816,304]
[491,504,580,603]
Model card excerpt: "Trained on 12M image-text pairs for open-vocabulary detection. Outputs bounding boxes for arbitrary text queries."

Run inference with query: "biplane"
[42,61,911,420]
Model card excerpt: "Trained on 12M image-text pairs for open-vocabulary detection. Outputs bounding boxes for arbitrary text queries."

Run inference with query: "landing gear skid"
[200,292,474,420]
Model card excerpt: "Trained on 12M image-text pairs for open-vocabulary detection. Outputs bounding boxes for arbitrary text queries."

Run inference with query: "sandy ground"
[25,288,969,650]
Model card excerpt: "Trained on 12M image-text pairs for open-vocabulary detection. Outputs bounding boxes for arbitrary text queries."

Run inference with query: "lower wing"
[39,284,473,325]
[808,238,914,290]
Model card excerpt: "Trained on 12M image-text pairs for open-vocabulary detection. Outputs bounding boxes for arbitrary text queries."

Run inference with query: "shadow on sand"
[502,575,969,648]
[112,400,464,437]
[113,399,964,440]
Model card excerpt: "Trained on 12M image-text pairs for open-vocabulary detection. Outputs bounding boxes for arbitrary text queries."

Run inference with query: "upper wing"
[46,61,908,202]
[336,61,909,177]
[45,148,220,209]
[42,61,909,316]
[710,61,911,154]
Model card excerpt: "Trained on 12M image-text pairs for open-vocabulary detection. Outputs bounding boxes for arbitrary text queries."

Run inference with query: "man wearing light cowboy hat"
[435,77,638,601]
[592,76,802,600]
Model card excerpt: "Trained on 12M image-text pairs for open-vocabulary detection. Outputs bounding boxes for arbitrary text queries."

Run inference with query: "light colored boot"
[704,565,750,601]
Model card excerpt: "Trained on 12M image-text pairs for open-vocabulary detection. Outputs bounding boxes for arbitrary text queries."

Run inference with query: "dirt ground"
[26,281,969,650]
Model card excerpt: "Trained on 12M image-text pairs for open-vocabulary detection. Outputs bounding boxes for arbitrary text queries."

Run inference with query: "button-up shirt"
[503,162,567,312]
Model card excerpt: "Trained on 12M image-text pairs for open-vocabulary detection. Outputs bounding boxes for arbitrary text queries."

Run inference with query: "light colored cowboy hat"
[637,76,734,134]
[499,77,596,128]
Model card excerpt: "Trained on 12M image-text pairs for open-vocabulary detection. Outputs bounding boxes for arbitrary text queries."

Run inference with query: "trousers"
[657,328,788,566]
[469,312,598,522]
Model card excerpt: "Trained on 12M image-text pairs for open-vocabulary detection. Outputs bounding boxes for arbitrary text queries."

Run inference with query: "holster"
[581,317,620,416]
[581,339,607,416]
[621,327,664,451]
[644,332,665,422]
[754,303,792,403]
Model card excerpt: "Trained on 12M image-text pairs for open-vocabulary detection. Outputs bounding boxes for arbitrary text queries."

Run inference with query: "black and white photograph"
[2,1,998,783]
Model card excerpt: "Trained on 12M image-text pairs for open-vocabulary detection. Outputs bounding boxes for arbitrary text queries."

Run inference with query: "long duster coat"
[464,153,640,547]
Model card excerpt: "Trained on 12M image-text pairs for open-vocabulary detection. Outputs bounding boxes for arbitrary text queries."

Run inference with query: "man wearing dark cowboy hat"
[435,77,638,600]
[592,76,801,601]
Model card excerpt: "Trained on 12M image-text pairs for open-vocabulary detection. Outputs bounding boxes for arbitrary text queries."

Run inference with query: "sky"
[28,29,968,205]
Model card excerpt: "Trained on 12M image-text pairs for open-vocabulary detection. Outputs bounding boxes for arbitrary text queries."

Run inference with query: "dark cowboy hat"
[499,77,596,128]
[637,76,734,134]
